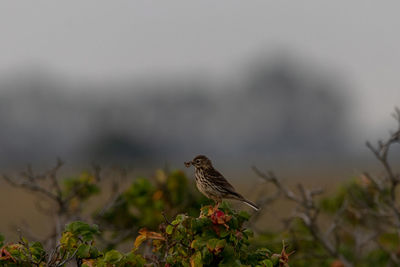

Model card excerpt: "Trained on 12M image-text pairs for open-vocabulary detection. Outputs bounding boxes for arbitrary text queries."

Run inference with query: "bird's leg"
[213,200,221,211]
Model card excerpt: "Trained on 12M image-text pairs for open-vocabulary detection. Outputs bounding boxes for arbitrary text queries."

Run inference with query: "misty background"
[0,1,399,171]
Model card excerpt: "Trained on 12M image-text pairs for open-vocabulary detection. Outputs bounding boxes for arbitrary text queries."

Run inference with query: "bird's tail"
[228,190,260,211]
[242,198,260,211]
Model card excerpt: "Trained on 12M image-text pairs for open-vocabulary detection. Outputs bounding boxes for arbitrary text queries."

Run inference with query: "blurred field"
[0,165,353,243]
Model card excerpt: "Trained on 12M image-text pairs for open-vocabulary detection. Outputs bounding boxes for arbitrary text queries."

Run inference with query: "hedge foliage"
[0,204,287,266]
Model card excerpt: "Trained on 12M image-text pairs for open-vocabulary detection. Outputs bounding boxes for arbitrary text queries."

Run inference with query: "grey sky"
[0,1,399,140]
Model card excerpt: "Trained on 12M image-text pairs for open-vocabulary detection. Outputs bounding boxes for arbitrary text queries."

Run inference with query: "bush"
[0,203,284,267]
[95,170,208,249]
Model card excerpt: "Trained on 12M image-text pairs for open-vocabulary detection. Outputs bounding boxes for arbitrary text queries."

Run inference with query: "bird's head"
[184,155,212,169]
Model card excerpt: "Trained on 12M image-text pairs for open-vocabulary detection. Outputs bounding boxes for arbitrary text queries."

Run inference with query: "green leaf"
[125,252,146,266]
[206,238,219,251]
[65,221,99,241]
[218,257,241,267]
[221,244,235,259]
[89,246,100,258]
[166,225,174,235]
[220,229,230,238]
[76,244,91,258]
[190,251,203,267]
[238,211,250,221]
[201,246,213,265]
[172,214,187,224]
[215,239,226,251]
[104,249,124,263]
[229,217,239,229]
[60,231,78,249]
[29,242,45,261]
[219,201,232,211]
[270,254,280,265]
[191,238,206,250]
[243,229,254,238]
[260,259,273,267]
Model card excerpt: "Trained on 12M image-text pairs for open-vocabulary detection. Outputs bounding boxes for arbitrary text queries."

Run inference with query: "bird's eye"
[196,159,201,163]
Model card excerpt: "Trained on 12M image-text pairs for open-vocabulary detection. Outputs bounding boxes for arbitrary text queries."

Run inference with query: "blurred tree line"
[0,54,350,168]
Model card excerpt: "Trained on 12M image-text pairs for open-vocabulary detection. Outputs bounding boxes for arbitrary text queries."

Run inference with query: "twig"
[252,166,353,267]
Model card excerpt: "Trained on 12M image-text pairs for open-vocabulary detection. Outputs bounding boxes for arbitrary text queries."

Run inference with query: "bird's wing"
[207,168,243,199]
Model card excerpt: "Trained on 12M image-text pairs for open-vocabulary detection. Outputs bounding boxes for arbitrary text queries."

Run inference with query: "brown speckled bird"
[184,155,259,211]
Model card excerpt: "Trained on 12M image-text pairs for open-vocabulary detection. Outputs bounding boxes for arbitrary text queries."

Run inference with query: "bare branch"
[252,167,353,267]
[56,246,80,267]
[252,166,299,202]
[2,174,59,201]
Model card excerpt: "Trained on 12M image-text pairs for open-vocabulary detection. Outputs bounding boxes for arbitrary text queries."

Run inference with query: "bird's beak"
[184,161,192,167]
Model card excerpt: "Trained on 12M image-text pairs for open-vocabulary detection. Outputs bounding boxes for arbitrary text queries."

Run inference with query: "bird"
[184,155,259,211]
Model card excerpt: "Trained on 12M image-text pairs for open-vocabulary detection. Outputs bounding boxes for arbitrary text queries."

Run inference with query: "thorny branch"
[363,107,400,264]
[252,166,352,267]
[2,159,101,250]
[365,107,400,200]
[252,108,400,267]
